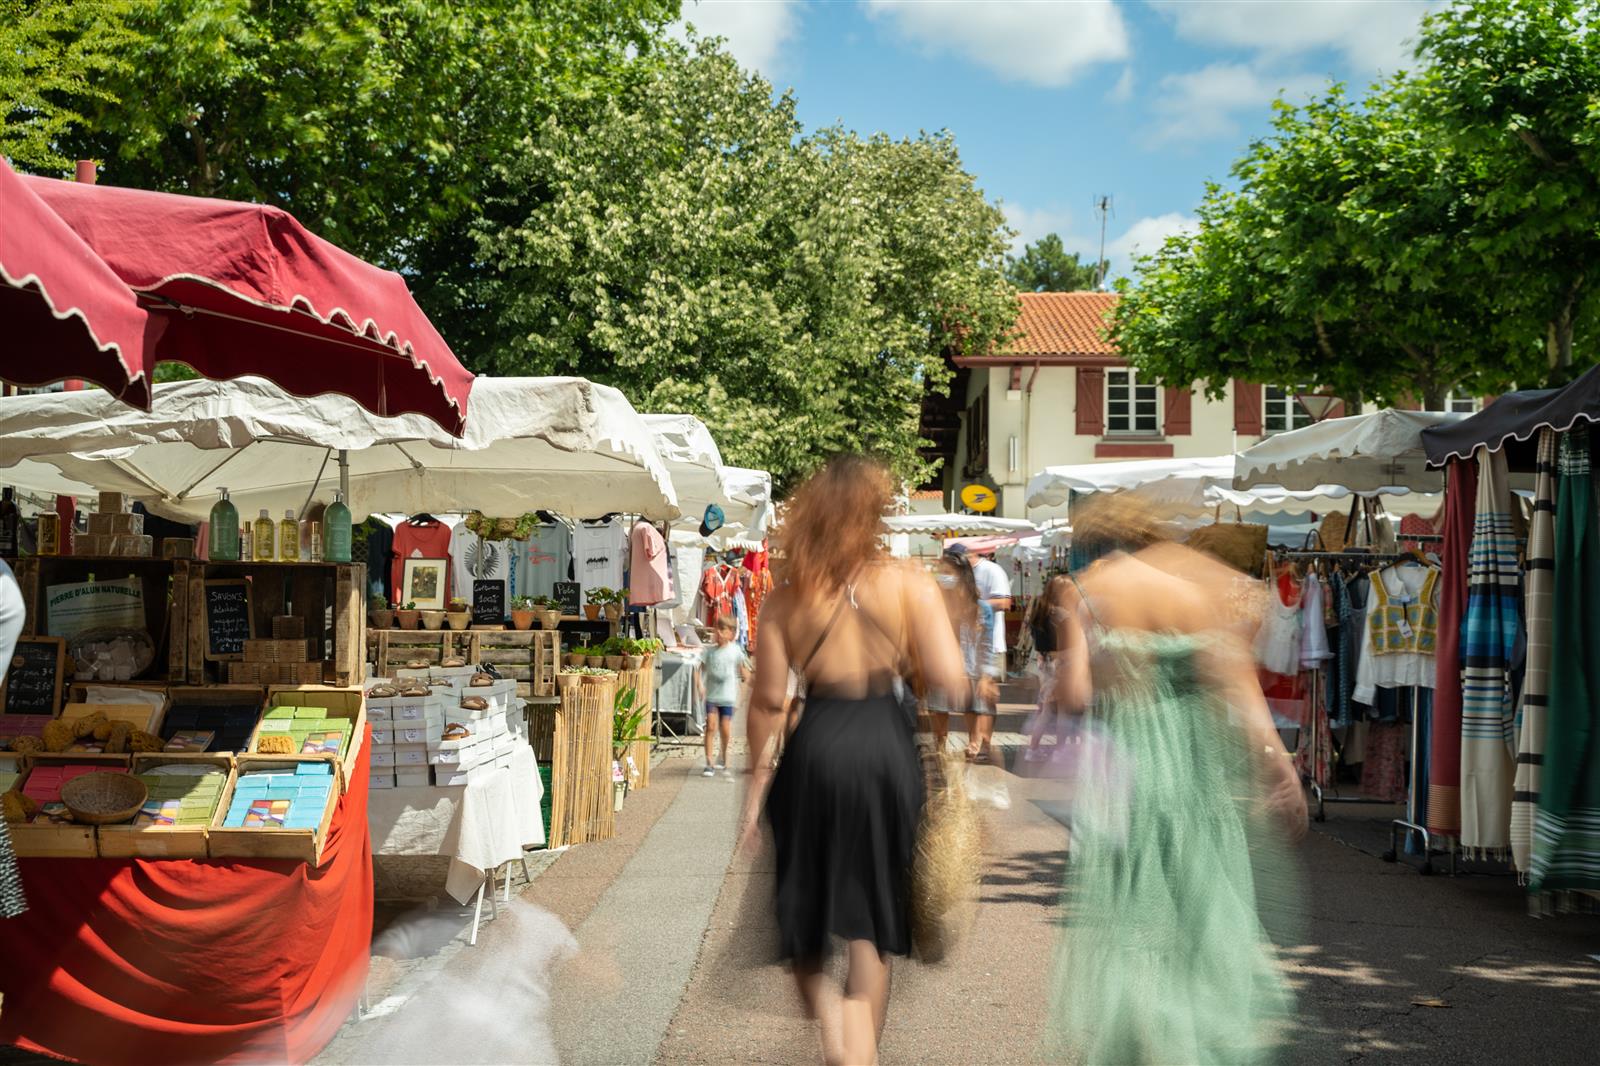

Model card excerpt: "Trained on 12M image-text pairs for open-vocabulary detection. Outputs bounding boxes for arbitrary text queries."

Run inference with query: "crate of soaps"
[98,754,233,859]
[254,686,367,792]
[160,686,266,754]
[7,755,131,857]
[208,757,337,865]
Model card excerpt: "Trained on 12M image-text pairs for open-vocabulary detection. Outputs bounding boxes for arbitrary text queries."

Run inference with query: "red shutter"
[1163,387,1192,435]
[1326,399,1346,420]
[1233,379,1263,435]
[1076,367,1105,436]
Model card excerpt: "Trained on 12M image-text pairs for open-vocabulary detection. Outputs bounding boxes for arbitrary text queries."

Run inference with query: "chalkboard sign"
[1,636,65,716]
[553,581,581,617]
[203,579,254,661]
[472,579,505,625]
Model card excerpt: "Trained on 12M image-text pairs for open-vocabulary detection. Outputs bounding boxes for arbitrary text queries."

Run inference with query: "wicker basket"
[61,772,148,825]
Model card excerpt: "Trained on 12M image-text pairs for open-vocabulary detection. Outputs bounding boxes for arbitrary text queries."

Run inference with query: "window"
[1106,369,1160,435]
[1263,385,1314,434]
[1445,391,1479,414]
[963,389,988,476]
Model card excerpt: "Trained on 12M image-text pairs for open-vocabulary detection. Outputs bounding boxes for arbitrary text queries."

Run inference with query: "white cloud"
[1106,213,1199,279]
[1108,66,1135,103]
[675,0,801,74]
[1146,62,1328,145]
[864,0,1128,88]
[1151,0,1438,75]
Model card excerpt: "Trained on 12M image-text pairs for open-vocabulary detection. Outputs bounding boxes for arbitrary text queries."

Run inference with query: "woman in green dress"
[1048,499,1307,1065]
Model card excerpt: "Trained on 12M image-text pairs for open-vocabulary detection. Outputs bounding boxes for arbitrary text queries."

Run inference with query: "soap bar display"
[222,764,333,830]
[131,767,226,827]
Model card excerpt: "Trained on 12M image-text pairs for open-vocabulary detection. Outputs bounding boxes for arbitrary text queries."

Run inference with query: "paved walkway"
[317,704,1600,1065]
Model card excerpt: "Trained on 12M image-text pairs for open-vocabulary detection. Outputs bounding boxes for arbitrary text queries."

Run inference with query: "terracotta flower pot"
[511,610,535,631]
[624,654,644,670]
[420,610,446,631]
[583,604,601,621]
[370,609,395,629]
[557,673,580,693]
[564,653,585,668]
[395,610,420,630]
[447,611,470,631]
[542,609,561,630]
[603,603,622,622]
[604,655,624,671]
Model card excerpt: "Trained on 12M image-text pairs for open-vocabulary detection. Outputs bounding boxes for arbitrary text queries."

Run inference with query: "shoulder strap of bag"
[796,590,851,680]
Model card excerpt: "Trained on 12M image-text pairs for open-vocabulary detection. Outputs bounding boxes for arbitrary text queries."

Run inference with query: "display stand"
[369,628,560,698]
[188,561,366,686]
[528,677,616,847]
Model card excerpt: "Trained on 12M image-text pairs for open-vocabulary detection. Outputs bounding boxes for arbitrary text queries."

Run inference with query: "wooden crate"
[207,755,338,865]
[186,562,366,686]
[162,685,267,754]
[12,556,185,683]
[97,754,234,859]
[257,685,367,793]
[475,630,560,699]
[368,629,478,675]
[615,667,655,791]
[11,753,136,857]
[529,678,616,848]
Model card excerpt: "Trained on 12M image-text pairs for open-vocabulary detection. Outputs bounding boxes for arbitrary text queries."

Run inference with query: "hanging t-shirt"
[450,522,517,603]
[364,519,396,604]
[391,517,454,604]
[574,518,627,605]
[511,523,573,603]
[628,521,671,606]
[668,538,705,626]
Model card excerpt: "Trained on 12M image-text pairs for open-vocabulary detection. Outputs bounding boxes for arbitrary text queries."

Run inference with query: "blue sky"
[676,0,1439,281]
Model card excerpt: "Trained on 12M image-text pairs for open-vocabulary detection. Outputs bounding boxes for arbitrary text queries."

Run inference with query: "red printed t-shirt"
[390,518,454,603]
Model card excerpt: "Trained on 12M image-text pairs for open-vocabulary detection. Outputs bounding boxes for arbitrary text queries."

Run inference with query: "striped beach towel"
[1460,447,1521,856]
[1428,458,1477,842]
[1532,427,1600,892]
[1511,429,1557,874]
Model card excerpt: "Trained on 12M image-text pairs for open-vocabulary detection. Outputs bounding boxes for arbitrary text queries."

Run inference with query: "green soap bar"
[262,707,296,720]
[291,707,324,719]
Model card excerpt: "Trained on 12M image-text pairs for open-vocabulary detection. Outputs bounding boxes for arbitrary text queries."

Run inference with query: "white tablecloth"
[368,745,545,904]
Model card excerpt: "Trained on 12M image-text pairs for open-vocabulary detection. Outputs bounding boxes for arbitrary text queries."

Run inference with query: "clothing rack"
[1268,547,1453,873]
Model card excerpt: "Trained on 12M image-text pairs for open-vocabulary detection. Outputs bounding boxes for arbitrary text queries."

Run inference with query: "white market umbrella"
[882,513,1037,537]
[641,413,732,518]
[1027,456,1237,511]
[0,376,680,522]
[1233,409,1466,494]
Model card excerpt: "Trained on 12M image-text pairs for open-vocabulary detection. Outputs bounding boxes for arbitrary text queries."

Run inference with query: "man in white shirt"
[947,544,1012,611]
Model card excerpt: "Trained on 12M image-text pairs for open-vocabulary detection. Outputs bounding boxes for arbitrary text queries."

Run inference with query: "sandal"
[442,722,471,741]
[469,672,494,688]
[441,656,467,668]
[398,683,430,698]
[426,677,453,688]
[460,695,490,711]
[368,684,398,698]
[405,658,429,670]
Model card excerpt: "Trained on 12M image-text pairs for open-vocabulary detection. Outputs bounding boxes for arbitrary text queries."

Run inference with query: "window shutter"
[1326,399,1346,420]
[1233,379,1263,435]
[1163,387,1192,435]
[1076,367,1105,436]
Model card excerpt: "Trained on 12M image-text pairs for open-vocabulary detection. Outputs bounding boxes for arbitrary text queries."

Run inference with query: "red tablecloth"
[0,744,373,1065]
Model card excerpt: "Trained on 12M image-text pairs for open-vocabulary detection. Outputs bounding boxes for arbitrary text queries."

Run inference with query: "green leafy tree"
[1006,233,1102,292]
[471,40,1016,488]
[0,0,140,170]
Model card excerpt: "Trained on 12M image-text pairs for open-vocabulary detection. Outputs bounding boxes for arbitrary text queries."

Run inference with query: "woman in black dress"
[739,455,967,1065]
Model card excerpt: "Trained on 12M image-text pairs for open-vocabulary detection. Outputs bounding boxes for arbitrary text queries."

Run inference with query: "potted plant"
[604,587,628,622]
[535,596,562,630]
[556,667,582,694]
[369,593,394,630]
[446,596,471,631]
[583,588,608,621]
[565,642,588,668]
[613,685,651,802]
[622,638,645,671]
[635,637,663,670]
[580,665,616,686]
[510,595,536,631]
[394,601,421,630]
[601,635,625,671]
[420,605,447,630]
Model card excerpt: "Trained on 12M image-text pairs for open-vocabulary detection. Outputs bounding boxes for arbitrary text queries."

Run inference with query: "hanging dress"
[1049,610,1297,1066]
[765,591,923,961]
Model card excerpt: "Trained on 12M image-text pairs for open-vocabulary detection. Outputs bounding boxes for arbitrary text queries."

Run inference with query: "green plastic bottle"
[323,490,352,563]
[209,488,240,562]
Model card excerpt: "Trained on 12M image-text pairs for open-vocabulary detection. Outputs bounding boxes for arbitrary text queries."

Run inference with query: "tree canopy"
[1113,0,1599,406]
[1006,233,1102,293]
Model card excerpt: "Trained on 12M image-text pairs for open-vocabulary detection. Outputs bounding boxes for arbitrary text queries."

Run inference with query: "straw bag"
[911,748,982,963]
[1186,522,1269,577]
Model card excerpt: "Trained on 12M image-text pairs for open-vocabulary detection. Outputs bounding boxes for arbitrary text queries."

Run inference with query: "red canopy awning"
[21,173,473,435]
[0,158,164,407]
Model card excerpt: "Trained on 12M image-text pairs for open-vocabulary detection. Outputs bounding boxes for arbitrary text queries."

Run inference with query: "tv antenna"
[1093,195,1114,289]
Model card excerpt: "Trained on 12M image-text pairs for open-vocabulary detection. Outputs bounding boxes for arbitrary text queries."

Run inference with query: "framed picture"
[401,558,449,610]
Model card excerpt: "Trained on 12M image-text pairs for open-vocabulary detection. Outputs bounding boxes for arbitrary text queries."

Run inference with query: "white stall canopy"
[642,413,732,516]
[0,376,680,522]
[882,513,1038,537]
[1233,409,1466,493]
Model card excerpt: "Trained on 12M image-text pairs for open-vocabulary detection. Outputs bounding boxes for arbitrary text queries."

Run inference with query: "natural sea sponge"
[105,722,132,754]
[75,712,108,739]
[42,720,76,753]
[128,730,163,753]
[256,734,296,755]
[10,736,43,756]
[3,790,39,823]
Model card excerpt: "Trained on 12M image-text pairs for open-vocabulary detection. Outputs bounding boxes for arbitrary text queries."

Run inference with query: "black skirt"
[765,692,923,960]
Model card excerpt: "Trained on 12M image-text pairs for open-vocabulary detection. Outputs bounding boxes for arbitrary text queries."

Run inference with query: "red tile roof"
[909,489,943,501]
[992,291,1119,360]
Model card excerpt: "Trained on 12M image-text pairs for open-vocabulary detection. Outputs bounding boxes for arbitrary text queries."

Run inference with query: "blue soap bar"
[295,763,333,776]
[283,815,321,829]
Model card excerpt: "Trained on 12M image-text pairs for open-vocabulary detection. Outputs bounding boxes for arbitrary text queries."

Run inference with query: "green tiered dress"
[1049,630,1299,1065]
